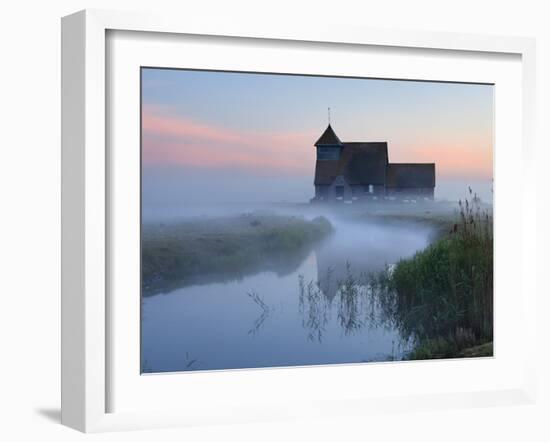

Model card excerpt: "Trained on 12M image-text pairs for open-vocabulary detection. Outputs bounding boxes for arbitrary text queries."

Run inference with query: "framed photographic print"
[61,9,537,432]
[140,67,492,373]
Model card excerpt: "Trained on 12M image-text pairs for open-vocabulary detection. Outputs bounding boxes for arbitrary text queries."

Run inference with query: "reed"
[378,188,493,358]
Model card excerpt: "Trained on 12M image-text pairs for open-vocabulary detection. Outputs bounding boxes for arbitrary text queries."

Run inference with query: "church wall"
[349,184,385,201]
[315,184,435,202]
[386,187,434,199]
[327,180,352,201]
[315,183,392,202]
[315,185,330,200]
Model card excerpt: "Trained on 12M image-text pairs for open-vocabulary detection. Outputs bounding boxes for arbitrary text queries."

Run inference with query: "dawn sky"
[142,68,494,206]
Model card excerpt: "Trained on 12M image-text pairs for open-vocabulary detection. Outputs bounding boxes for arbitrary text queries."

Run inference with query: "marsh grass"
[298,275,330,342]
[141,214,333,296]
[298,264,395,342]
[337,263,363,334]
[375,188,493,358]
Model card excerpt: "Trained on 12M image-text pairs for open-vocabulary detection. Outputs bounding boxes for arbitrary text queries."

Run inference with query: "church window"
[317,147,340,160]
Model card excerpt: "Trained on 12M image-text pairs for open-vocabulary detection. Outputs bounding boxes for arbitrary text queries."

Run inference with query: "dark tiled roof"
[314,124,342,146]
[314,142,388,185]
[386,163,435,188]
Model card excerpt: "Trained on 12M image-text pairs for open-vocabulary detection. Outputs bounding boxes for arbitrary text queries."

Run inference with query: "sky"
[142,68,494,208]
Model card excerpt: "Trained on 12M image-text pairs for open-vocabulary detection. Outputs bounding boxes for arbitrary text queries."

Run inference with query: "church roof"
[314,124,343,146]
[386,163,435,188]
[314,142,388,185]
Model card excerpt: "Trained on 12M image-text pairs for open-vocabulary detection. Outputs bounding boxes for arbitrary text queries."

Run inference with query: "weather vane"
[328,107,331,125]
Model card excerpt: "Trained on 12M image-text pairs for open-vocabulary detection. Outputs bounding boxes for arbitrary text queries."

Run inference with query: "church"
[312,124,436,202]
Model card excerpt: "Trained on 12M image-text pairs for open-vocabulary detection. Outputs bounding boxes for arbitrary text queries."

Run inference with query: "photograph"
[140,67,494,374]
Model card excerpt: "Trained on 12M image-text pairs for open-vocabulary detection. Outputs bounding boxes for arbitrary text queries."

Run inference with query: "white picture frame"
[61,9,537,433]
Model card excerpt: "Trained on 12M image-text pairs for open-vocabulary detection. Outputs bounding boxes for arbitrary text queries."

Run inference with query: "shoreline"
[141,213,333,297]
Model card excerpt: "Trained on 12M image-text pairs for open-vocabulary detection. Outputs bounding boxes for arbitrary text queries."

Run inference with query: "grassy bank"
[142,214,332,296]
[372,191,493,359]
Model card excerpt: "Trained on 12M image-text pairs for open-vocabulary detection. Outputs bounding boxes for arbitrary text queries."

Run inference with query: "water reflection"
[183,352,200,370]
[298,264,397,344]
[142,229,320,297]
[141,218,432,373]
[247,292,274,336]
[298,275,330,342]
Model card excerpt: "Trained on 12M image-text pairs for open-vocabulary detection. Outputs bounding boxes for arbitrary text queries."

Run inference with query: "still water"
[141,218,432,373]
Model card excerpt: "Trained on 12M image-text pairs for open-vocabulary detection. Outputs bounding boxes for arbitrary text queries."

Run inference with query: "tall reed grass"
[375,188,493,358]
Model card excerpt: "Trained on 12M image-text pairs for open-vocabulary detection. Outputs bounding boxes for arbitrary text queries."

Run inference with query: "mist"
[142,165,311,222]
[141,190,436,372]
[143,165,492,223]
[139,161,495,372]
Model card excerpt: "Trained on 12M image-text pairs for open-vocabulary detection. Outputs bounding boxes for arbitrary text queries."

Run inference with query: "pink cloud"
[404,143,493,180]
[142,105,317,174]
[143,105,493,180]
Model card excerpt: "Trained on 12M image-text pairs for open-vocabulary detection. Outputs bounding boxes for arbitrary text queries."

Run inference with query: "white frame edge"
[62,10,106,432]
[61,9,537,433]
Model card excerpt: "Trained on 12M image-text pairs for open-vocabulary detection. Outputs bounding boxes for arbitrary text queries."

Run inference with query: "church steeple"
[315,123,343,161]
[315,124,342,147]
